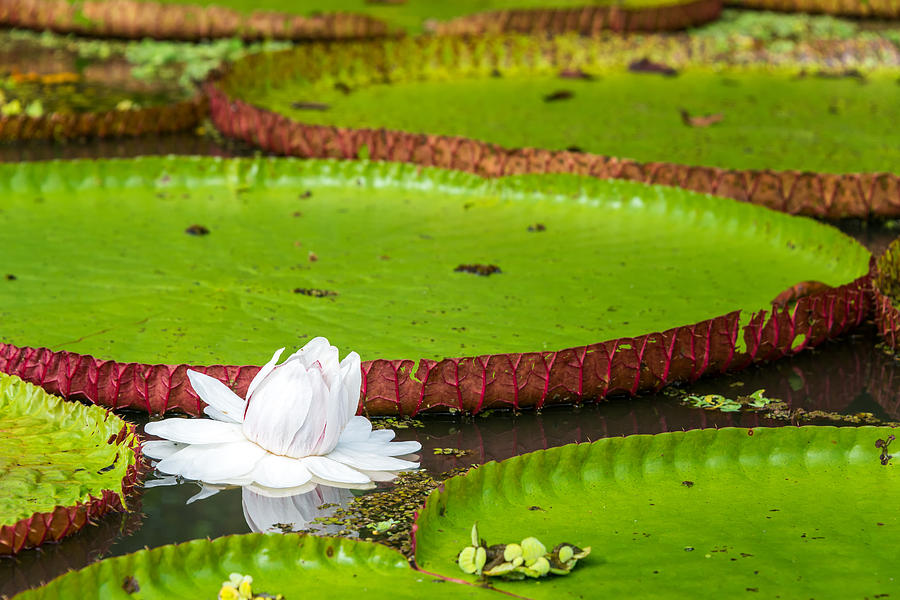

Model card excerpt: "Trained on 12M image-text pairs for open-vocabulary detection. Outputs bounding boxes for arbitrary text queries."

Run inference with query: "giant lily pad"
[12,534,498,599]
[874,237,900,350]
[210,35,900,218]
[0,157,869,415]
[0,373,141,555]
[0,0,720,40]
[413,426,900,597]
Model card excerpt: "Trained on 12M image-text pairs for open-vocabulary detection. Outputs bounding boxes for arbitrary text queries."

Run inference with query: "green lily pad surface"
[414,426,900,597]
[13,534,496,599]
[231,43,900,174]
[0,157,868,367]
[0,373,139,553]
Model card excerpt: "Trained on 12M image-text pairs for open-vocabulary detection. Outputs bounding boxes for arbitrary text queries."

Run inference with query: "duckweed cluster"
[308,468,470,556]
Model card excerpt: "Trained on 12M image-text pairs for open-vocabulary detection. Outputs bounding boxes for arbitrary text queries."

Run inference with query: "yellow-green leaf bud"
[521,537,547,564]
[504,543,523,562]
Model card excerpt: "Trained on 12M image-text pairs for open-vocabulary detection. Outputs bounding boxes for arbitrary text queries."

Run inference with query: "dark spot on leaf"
[490,68,502,78]
[291,101,329,111]
[292,211,303,218]
[455,264,501,276]
[5,274,15,280]
[565,145,583,153]
[98,454,119,473]
[628,58,678,76]
[815,68,865,81]
[682,480,694,488]
[527,223,546,232]
[325,545,335,557]
[334,82,352,94]
[308,252,319,262]
[544,90,574,102]
[185,224,209,236]
[439,506,445,516]
[300,190,313,198]
[748,430,754,436]
[528,505,545,511]
[684,547,694,552]
[559,69,594,80]
[293,288,338,298]
[746,588,758,593]
[122,576,140,594]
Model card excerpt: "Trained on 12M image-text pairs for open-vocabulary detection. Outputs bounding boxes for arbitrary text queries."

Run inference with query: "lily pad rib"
[434,0,722,35]
[0,275,870,416]
[0,96,205,142]
[874,238,900,350]
[207,85,900,220]
[0,0,391,41]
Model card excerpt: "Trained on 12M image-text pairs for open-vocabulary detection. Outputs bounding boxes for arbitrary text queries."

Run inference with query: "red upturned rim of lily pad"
[0,0,720,41]
[0,0,392,41]
[0,421,144,556]
[0,96,206,143]
[874,237,900,351]
[0,270,872,417]
[204,34,900,220]
[725,0,900,19]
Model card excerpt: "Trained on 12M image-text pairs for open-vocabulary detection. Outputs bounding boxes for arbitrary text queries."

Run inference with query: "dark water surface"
[1,139,899,597]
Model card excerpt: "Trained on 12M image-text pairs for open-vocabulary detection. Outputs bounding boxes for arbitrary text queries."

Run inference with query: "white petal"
[301,455,371,485]
[187,370,246,424]
[186,484,226,504]
[358,469,401,483]
[339,416,373,443]
[142,475,179,488]
[246,481,319,498]
[144,418,246,445]
[283,367,330,457]
[368,429,396,443]
[247,347,285,401]
[339,439,422,456]
[339,351,362,418]
[249,453,314,489]
[141,440,186,460]
[287,337,336,371]
[327,448,419,472]
[243,360,314,456]
[155,440,266,483]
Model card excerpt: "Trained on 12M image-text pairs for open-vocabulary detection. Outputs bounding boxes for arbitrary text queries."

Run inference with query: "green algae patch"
[14,534,498,600]
[414,426,900,597]
[249,62,900,175]
[0,157,868,368]
[0,373,139,554]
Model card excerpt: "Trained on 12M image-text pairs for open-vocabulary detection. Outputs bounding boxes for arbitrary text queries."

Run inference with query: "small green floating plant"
[457,523,590,580]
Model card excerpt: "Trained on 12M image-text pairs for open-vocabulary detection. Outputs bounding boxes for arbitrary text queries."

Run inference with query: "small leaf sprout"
[457,523,590,580]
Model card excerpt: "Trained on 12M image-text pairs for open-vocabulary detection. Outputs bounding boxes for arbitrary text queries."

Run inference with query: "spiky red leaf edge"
[0,421,145,556]
[0,271,871,417]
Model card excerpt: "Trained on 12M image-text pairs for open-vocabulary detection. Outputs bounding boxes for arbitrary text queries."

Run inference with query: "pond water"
[1,133,899,598]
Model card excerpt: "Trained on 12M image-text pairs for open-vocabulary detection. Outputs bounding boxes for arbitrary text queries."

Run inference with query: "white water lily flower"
[142,338,421,489]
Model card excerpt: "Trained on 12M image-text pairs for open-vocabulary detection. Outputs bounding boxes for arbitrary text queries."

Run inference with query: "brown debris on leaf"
[293,288,338,297]
[291,101,329,111]
[455,264,502,276]
[679,108,723,128]
[629,58,678,76]
[184,224,210,236]
[527,223,546,232]
[543,90,573,102]
[558,69,594,81]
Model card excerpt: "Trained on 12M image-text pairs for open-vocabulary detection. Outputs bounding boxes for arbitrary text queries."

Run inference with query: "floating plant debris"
[628,58,678,76]
[457,523,590,579]
[309,468,468,556]
[293,288,338,297]
[291,101,330,111]
[122,575,140,594]
[559,69,594,80]
[433,448,473,458]
[876,435,895,466]
[454,264,502,276]
[527,223,546,232]
[679,108,723,128]
[543,90,574,102]
[184,224,210,236]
